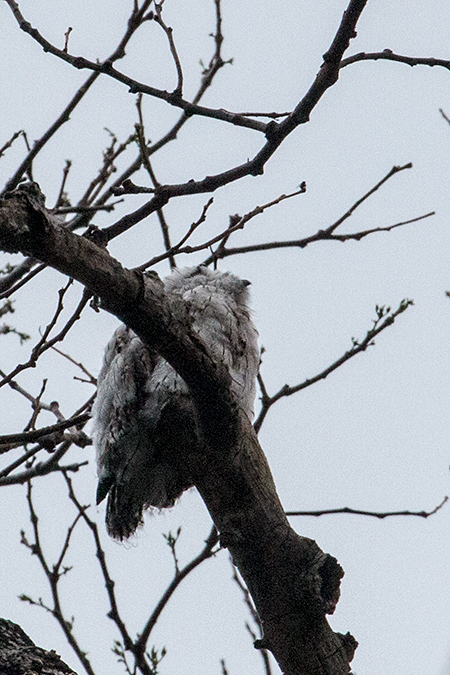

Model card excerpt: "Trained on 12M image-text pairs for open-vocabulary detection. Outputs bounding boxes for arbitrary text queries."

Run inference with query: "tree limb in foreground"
[0,182,356,675]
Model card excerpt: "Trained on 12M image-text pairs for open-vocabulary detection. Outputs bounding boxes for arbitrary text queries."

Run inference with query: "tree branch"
[21,481,96,675]
[341,49,450,71]
[5,0,369,248]
[0,182,356,674]
[0,618,77,675]
[254,300,413,432]
[135,526,219,657]
[3,0,266,134]
[0,414,90,452]
[286,496,449,519]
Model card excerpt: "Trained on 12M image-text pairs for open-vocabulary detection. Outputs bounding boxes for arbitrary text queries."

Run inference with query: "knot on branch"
[0,182,50,255]
[317,553,344,614]
[85,224,109,248]
[337,631,359,662]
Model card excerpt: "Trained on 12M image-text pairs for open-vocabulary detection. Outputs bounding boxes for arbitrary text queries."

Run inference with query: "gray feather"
[93,266,259,539]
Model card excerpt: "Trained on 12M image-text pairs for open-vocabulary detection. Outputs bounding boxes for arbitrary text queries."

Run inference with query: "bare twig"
[135,95,176,268]
[21,480,96,675]
[57,202,122,215]
[235,111,291,118]
[0,262,47,299]
[2,0,155,197]
[0,367,61,418]
[6,0,369,245]
[2,73,99,195]
[137,196,215,270]
[55,160,72,208]
[64,472,218,675]
[153,3,184,96]
[135,526,219,657]
[341,49,450,71]
[232,564,272,675]
[51,345,97,385]
[137,187,306,270]
[0,413,90,452]
[0,130,25,158]
[162,527,182,575]
[213,211,434,259]
[3,0,266,134]
[439,108,450,126]
[0,285,91,389]
[254,300,413,432]
[63,473,134,655]
[63,26,72,54]
[23,378,48,432]
[286,496,449,519]
[89,0,230,214]
[75,130,137,214]
[205,164,435,262]
[324,163,413,234]
[0,440,87,485]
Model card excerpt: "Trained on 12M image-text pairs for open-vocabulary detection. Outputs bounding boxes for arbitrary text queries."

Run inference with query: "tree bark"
[0,618,77,675]
[0,183,357,675]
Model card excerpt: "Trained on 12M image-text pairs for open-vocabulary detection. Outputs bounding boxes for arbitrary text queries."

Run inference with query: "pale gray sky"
[1,1,450,674]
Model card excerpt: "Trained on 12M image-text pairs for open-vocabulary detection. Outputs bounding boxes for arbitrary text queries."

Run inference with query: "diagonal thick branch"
[0,183,356,674]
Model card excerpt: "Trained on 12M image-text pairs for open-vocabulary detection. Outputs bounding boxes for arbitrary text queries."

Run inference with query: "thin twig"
[153,3,184,96]
[3,0,266,134]
[65,470,214,675]
[324,163,413,235]
[2,72,99,195]
[286,496,448,519]
[135,526,219,656]
[90,0,230,213]
[0,262,47,300]
[55,160,72,208]
[231,564,272,675]
[137,187,306,270]
[0,367,58,415]
[135,95,176,268]
[0,413,90,451]
[254,300,413,432]
[63,473,134,653]
[137,196,215,270]
[23,378,48,432]
[0,440,87,485]
[75,131,137,214]
[0,286,91,389]
[0,130,25,158]
[341,49,450,71]
[6,0,370,245]
[235,111,291,118]
[212,211,434,260]
[439,108,450,126]
[51,345,97,385]
[21,480,96,675]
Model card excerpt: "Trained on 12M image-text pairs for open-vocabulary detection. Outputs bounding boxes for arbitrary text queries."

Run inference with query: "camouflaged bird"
[93,266,259,539]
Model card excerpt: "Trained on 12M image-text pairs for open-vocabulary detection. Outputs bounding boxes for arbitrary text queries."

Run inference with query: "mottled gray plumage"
[93,266,259,539]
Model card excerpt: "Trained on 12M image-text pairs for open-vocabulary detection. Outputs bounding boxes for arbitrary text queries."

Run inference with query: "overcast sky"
[2,1,450,674]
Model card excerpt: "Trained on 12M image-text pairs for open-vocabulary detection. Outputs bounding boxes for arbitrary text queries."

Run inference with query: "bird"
[93,266,259,539]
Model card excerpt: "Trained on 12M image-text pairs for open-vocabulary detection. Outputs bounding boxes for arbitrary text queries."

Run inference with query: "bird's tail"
[106,483,145,540]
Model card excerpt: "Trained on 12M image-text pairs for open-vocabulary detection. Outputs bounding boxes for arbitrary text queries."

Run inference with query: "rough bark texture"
[0,184,357,675]
[0,618,77,675]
